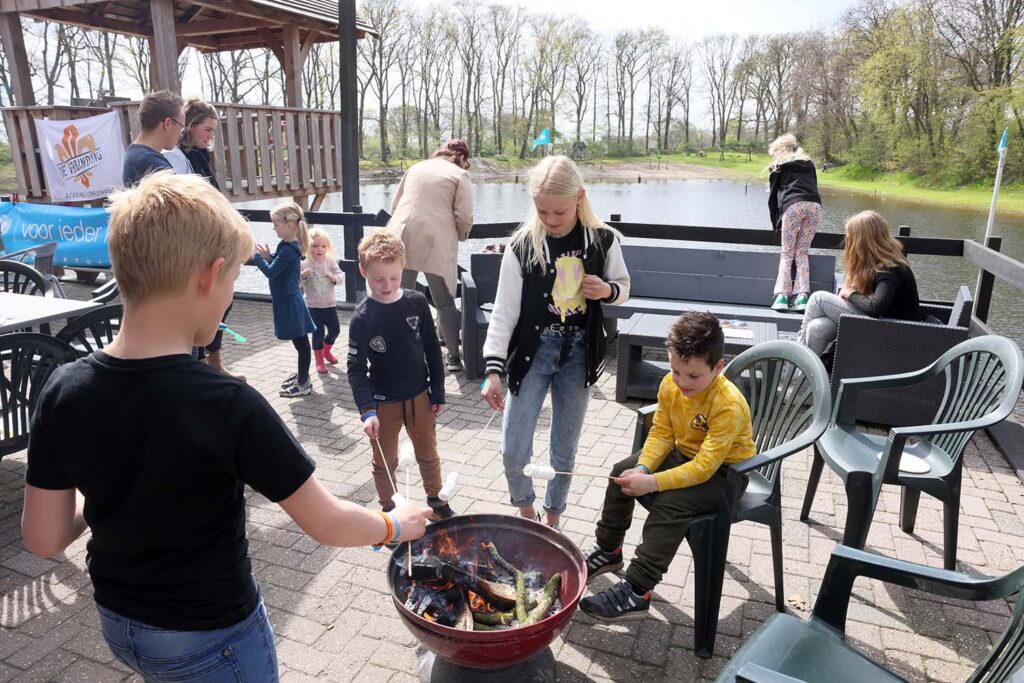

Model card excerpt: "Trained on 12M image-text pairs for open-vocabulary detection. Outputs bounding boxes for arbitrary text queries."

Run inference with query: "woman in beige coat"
[387,139,474,371]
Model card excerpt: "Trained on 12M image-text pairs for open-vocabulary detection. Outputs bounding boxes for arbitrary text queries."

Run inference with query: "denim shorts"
[97,598,278,682]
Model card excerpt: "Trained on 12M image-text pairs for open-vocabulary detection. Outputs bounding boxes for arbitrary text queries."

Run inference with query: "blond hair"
[766,133,812,173]
[511,155,620,270]
[107,172,253,304]
[308,228,337,262]
[842,210,908,294]
[358,228,405,267]
[270,201,310,258]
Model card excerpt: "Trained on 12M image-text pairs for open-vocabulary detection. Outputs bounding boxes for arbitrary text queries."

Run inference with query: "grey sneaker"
[445,354,462,372]
[279,381,311,397]
[579,579,650,622]
[584,543,624,582]
[280,373,298,388]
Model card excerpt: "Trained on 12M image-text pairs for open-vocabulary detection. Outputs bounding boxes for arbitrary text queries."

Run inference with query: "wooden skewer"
[548,470,618,480]
[371,436,412,574]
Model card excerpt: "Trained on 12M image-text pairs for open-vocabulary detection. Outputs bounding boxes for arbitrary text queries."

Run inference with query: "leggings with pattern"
[774,201,822,296]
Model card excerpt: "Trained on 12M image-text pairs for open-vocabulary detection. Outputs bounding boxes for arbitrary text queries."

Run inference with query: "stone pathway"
[1,283,1023,682]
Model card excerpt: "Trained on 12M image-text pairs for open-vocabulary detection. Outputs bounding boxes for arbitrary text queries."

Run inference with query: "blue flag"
[0,201,111,268]
[530,128,550,151]
[999,128,1008,152]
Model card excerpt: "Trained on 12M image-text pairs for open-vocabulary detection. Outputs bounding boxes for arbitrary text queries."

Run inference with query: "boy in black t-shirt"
[347,230,455,522]
[22,173,431,682]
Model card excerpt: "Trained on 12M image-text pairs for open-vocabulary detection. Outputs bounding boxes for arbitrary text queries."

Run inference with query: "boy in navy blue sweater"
[347,229,455,521]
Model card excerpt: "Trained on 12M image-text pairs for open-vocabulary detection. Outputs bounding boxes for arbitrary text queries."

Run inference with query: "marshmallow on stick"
[522,464,616,480]
[398,442,416,470]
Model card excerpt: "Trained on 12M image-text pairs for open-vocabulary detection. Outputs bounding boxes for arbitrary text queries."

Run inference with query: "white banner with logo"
[33,111,125,202]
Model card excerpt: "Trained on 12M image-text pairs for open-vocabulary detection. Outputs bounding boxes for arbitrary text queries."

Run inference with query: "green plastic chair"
[716,544,1024,682]
[801,335,1024,570]
[632,340,831,657]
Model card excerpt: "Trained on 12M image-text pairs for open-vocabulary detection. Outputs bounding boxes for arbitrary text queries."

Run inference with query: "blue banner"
[0,202,111,268]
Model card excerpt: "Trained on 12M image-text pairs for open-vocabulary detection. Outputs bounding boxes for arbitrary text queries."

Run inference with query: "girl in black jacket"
[767,134,823,312]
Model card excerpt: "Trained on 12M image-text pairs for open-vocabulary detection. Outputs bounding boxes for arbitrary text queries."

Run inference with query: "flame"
[468,590,494,613]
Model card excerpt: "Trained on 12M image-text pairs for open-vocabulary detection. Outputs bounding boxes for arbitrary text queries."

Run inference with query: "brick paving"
[2,280,1024,681]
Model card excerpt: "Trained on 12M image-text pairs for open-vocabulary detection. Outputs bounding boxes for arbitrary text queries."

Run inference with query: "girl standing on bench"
[767,133,822,313]
[480,155,630,531]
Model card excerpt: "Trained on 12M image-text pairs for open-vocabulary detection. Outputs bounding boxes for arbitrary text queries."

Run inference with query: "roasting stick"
[398,443,416,575]
[369,436,416,572]
[522,464,616,480]
[437,408,502,502]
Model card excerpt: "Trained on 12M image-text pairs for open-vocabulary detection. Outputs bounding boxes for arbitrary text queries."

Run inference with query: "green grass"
[0,160,16,194]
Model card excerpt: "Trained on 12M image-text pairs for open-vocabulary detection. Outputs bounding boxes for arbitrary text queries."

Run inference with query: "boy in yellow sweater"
[580,312,756,621]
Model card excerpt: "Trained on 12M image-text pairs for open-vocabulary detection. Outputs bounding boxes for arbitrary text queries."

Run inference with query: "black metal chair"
[55,304,122,357]
[0,260,50,297]
[716,545,1024,682]
[89,277,119,304]
[632,340,831,657]
[0,333,76,459]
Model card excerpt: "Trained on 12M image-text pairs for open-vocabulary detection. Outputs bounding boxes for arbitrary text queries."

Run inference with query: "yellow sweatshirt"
[638,373,756,491]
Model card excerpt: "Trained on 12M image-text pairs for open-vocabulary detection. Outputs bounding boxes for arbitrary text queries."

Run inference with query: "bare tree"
[27,21,71,104]
[488,3,524,154]
[117,37,152,93]
[360,0,405,161]
[566,23,602,143]
[659,41,692,150]
[453,0,485,153]
[642,29,669,153]
[699,34,740,147]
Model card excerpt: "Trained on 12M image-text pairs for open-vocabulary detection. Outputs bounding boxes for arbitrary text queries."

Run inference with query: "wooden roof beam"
[176,16,277,36]
[23,7,151,37]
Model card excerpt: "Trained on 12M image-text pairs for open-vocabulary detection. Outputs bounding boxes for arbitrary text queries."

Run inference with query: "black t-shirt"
[26,352,315,630]
[121,143,173,187]
[346,290,445,413]
[544,224,587,328]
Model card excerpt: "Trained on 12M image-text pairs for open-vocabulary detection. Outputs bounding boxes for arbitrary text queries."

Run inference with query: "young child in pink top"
[301,229,343,374]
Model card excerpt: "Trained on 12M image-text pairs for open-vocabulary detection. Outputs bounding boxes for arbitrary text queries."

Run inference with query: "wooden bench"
[609,244,838,331]
[460,244,837,380]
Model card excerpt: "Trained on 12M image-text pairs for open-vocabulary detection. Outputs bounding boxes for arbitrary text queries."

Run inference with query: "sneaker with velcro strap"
[579,579,651,622]
[584,543,624,582]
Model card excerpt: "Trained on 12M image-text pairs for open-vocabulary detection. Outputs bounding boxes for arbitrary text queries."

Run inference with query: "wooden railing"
[2,103,345,205]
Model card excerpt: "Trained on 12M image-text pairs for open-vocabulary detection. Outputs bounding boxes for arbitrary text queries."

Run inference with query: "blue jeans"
[97,599,279,682]
[501,329,591,515]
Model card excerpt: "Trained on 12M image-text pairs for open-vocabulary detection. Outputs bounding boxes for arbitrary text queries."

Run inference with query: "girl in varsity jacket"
[480,155,630,531]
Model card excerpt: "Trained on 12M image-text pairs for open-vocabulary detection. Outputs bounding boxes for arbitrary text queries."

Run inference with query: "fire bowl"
[386,513,586,670]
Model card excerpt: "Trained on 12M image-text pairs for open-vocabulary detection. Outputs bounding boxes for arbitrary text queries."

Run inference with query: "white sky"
[402,0,861,38]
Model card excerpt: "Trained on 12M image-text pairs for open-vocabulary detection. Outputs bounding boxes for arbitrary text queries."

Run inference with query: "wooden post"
[282,24,303,108]
[149,0,181,93]
[0,13,35,106]
[973,236,1002,324]
[338,0,360,213]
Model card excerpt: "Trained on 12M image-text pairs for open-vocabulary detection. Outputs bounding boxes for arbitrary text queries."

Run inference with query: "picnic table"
[0,292,100,334]
[615,313,778,401]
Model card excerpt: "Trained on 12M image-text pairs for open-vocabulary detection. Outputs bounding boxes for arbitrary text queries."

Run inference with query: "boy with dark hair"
[579,311,756,622]
[22,173,431,681]
[122,90,185,186]
[347,229,456,522]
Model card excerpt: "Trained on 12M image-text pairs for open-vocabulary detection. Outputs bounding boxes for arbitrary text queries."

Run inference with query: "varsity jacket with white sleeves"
[483,223,631,394]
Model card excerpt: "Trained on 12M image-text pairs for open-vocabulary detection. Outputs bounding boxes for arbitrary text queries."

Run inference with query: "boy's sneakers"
[445,354,463,372]
[771,293,791,311]
[791,293,810,312]
[579,579,651,622]
[584,543,624,582]
[426,496,456,522]
[279,381,311,397]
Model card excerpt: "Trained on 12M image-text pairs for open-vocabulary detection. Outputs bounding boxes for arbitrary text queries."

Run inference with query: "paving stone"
[5,290,1024,681]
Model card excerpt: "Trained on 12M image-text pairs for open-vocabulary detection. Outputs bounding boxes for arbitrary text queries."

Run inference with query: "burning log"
[454,596,474,631]
[523,574,561,627]
[483,541,520,576]
[410,555,516,606]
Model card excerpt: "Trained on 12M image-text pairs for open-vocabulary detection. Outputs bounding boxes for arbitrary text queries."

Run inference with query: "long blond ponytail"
[270,200,310,258]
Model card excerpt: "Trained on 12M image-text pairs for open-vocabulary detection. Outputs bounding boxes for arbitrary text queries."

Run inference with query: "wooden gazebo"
[0,0,373,206]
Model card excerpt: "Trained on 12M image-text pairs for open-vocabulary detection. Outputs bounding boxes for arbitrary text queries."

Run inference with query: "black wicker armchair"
[830,285,973,427]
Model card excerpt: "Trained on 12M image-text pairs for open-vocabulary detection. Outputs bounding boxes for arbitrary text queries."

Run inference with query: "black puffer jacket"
[768,159,821,230]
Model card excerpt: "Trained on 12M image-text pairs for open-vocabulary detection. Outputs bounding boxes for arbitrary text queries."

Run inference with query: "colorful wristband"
[389,513,401,544]
[637,464,650,474]
[361,410,377,421]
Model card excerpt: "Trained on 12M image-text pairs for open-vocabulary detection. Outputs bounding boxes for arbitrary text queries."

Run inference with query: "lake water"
[237,178,1024,344]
